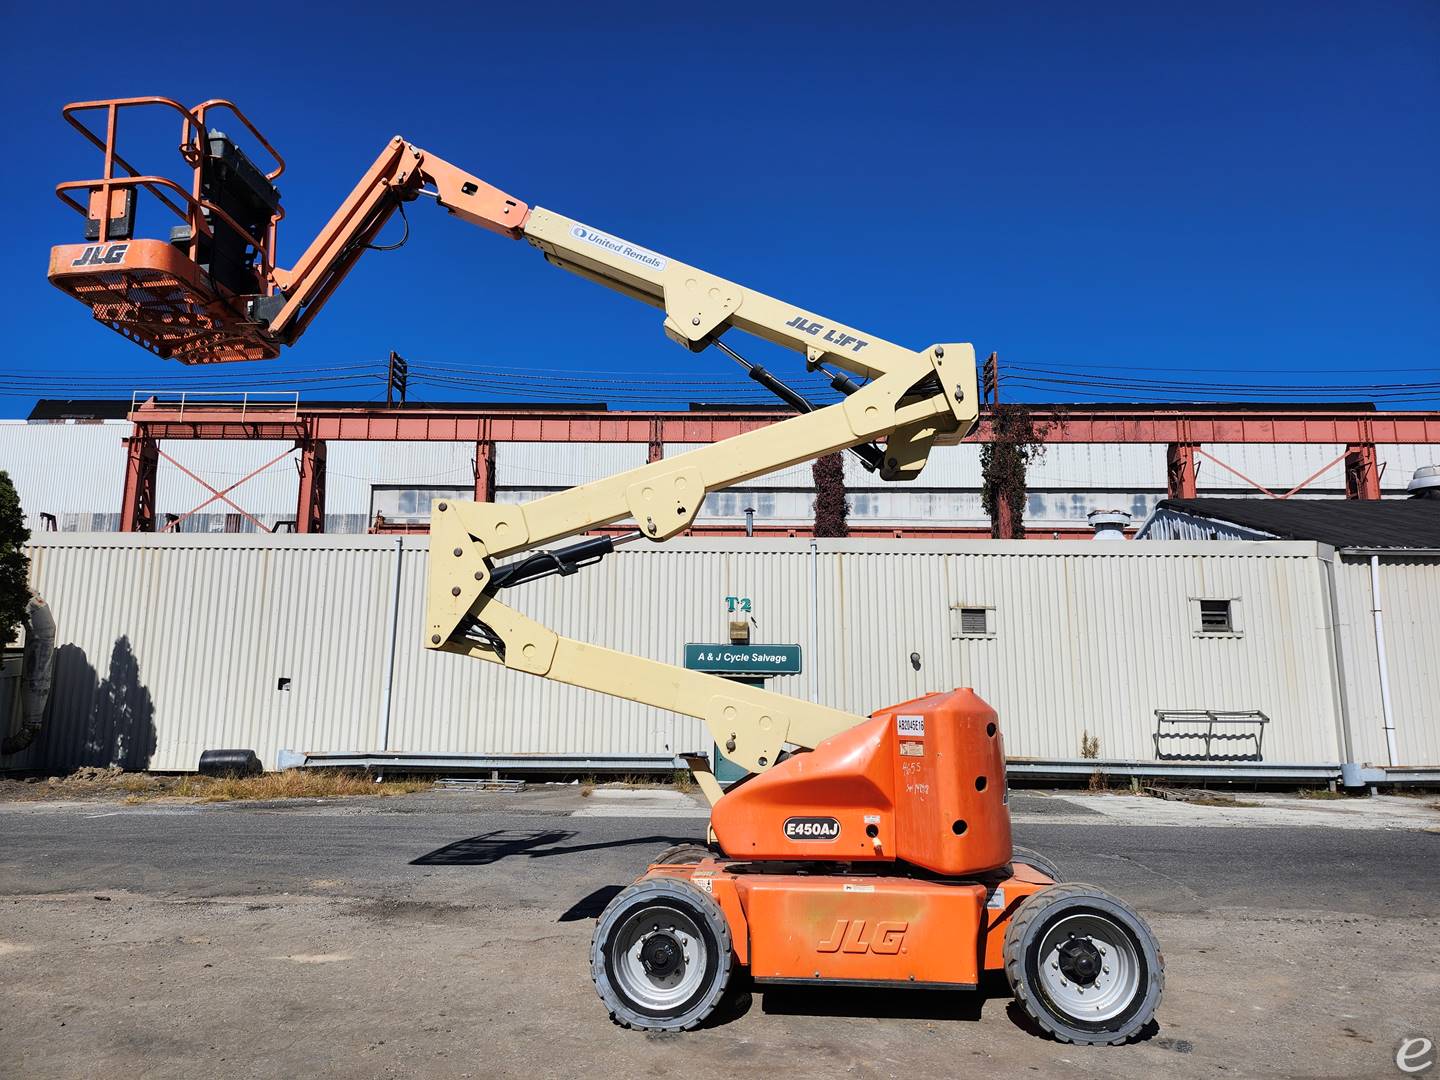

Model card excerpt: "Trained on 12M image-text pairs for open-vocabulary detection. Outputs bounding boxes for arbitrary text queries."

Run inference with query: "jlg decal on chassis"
[816,919,907,955]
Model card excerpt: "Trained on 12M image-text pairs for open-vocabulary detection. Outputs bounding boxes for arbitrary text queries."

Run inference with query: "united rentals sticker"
[569,223,667,271]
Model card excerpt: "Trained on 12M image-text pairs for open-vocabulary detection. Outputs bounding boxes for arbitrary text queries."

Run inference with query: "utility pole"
[982,351,999,406]
[386,351,409,407]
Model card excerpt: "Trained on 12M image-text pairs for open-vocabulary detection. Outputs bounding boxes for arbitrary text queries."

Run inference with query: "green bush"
[0,471,29,646]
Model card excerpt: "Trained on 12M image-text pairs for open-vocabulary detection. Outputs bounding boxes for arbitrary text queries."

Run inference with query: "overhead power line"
[3,350,1436,407]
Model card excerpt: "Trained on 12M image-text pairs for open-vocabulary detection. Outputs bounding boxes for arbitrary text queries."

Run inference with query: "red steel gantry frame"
[116,401,1440,535]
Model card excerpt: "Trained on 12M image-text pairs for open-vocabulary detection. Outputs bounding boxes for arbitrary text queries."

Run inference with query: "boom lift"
[49,97,1164,1044]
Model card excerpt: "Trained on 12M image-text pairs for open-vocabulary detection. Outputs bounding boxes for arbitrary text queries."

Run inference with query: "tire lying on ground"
[1004,882,1164,1046]
[591,878,733,1031]
[649,843,714,866]
[1010,844,1064,882]
[197,749,263,778]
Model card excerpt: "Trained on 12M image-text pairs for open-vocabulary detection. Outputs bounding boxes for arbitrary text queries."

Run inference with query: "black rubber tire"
[1011,845,1064,882]
[650,843,714,866]
[1004,882,1164,1046]
[591,878,733,1032]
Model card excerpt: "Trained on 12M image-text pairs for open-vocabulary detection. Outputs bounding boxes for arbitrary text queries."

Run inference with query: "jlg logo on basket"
[71,244,129,267]
[783,816,840,841]
[817,919,908,955]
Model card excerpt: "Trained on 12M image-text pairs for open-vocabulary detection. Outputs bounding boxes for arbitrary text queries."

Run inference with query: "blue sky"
[2,1,1436,415]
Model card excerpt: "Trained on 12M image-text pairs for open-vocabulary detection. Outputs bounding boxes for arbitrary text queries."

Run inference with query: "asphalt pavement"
[1,788,1436,1079]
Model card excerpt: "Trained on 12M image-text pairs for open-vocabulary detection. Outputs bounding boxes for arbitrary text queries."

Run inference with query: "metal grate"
[53,263,279,363]
[959,607,989,635]
[1198,599,1233,634]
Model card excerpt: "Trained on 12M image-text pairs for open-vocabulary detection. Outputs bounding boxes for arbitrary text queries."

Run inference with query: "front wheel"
[650,843,714,866]
[1004,883,1164,1045]
[591,878,733,1031]
[1010,845,1064,882]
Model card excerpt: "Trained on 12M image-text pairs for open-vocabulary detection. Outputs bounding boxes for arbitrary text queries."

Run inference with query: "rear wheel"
[650,843,714,866]
[1004,883,1163,1045]
[591,878,733,1031]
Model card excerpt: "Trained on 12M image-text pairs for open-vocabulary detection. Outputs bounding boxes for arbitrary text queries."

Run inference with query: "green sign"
[683,643,802,676]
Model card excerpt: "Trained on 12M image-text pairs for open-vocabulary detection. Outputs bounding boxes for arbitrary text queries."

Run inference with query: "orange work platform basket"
[47,97,287,364]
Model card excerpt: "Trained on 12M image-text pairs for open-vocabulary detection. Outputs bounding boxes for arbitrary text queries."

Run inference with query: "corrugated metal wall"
[7,533,1391,773]
[1137,510,1275,542]
[811,542,1343,764]
[7,534,396,772]
[1333,554,1440,767]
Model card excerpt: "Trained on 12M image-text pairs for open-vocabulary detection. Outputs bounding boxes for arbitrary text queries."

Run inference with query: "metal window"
[1198,599,1233,634]
[370,485,471,522]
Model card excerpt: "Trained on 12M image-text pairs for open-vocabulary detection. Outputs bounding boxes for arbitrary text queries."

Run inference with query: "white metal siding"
[9,534,1383,772]
[327,442,476,513]
[0,420,131,530]
[1197,443,1348,493]
[1333,555,1440,767]
[156,440,300,518]
[10,534,396,772]
[811,543,1339,764]
[496,442,649,489]
[1137,510,1277,542]
[1378,445,1440,493]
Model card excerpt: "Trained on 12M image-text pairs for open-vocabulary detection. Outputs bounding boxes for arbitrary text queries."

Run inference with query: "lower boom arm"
[426,346,977,785]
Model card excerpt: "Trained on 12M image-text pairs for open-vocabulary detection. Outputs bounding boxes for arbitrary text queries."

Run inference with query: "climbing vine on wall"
[812,453,850,538]
[979,404,1061,539]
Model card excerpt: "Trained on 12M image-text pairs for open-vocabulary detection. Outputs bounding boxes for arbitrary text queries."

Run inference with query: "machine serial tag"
[896,715,925,738]
[987,888,1006,910]
[899,742,924,757]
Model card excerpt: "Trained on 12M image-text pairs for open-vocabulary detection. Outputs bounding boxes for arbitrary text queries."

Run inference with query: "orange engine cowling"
[710,688,1012,877]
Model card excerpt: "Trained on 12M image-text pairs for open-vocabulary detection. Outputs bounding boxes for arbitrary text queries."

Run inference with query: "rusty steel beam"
[1344,443,1381,500]
[1166,443,1198,499]
[368,521,1117,540]
[296,439,327,533]
[474,439,496,502]
[126,403,1440,445]
[120,432,159,532]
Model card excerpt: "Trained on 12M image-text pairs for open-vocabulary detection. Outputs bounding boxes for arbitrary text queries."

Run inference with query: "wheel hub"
[640,932,684,977]
[1056,936,1102,986]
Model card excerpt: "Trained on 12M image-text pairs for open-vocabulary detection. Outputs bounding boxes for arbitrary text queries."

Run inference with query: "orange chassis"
[644,858,1053,990]
[640,689,1051,990]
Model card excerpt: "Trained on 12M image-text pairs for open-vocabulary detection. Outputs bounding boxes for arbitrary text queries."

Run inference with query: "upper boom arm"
[262,139,529,342]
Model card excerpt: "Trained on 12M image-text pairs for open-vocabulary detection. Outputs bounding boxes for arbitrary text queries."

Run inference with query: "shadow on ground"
[559,884,625,921]
[758,972,1014,1024]
[412,829,695,866]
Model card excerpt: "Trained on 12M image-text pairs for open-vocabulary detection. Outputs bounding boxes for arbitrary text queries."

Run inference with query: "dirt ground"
[1,789,1437,1079]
